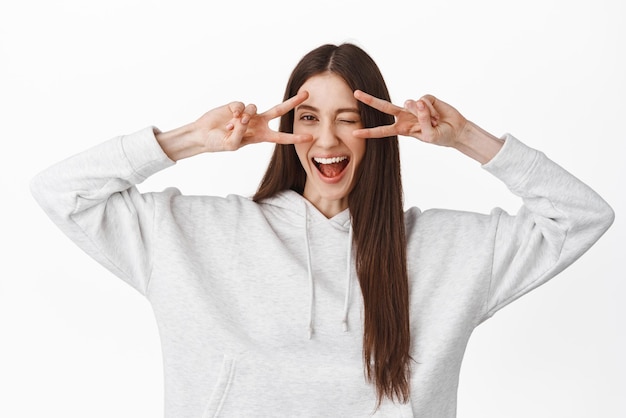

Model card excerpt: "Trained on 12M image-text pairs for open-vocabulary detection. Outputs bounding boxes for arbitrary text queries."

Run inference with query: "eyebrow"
[296,104,360,114]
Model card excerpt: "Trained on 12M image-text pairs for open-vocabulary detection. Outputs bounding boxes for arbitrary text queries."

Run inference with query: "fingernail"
[226,123,234,130]
[241,115,250,124]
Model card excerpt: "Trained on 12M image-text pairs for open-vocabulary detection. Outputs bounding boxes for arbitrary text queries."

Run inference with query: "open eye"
[299,114,317,122]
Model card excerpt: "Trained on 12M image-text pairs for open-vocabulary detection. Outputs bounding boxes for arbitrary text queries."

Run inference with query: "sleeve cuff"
[481,133,541,192]
[120,126,175,182]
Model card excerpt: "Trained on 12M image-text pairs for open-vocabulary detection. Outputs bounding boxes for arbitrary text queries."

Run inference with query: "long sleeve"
[30,127,175,295]
[480,134,614,320]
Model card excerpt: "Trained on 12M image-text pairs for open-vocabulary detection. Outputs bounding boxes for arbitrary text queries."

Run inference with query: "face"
[294,72,366,217]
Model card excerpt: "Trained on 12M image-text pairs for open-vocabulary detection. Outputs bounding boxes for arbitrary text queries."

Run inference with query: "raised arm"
[354,90,614,319]
[30,93,313,294]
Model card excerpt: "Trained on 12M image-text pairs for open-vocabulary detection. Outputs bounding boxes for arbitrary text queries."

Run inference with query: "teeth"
[313,156,348,164]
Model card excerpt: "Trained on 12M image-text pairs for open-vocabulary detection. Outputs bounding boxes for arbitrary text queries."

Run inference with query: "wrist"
[452,121,504,164]
[155,122,205,161]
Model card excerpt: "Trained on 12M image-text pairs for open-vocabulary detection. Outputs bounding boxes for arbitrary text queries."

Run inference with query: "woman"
[31,43,614,417]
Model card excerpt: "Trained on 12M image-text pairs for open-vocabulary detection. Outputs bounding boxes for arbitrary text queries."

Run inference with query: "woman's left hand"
[353,90,504,164]
[352,90,469,148]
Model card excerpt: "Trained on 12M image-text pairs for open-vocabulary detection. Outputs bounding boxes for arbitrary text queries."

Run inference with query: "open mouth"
[312,156,350,178]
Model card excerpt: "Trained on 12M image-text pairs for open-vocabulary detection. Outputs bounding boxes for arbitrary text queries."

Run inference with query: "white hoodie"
[30,127,614,417]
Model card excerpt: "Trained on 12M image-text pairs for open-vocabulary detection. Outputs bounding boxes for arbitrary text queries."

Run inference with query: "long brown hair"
[253,43,410,405]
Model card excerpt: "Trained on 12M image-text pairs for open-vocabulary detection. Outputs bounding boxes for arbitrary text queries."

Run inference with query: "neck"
[303,191,348,218]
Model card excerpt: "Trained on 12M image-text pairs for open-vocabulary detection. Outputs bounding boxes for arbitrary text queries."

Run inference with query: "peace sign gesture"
[352,90,504,164]
[352,90,468,148]
[200,90,313,152]
[157,91,313,161]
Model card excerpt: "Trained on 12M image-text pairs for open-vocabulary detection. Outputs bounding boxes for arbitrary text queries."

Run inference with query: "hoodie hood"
[259,189,352,231]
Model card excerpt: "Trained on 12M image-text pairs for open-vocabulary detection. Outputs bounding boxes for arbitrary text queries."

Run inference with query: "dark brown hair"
[253,43,410,405]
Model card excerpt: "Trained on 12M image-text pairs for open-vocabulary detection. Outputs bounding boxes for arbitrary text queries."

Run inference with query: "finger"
[403,101,433,130]
[271,132,313,145]
[228,101,245,118]
[420,94,439,122]
[262,90,310,120]
[240,103,257,124]
[228,118,248,145]
[226,102,251,130]
[354,90,404,116]
[411,100,435,138]
[352,124,398,139]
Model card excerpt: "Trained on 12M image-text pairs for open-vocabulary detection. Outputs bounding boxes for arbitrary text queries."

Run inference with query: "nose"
[315,121,340,149]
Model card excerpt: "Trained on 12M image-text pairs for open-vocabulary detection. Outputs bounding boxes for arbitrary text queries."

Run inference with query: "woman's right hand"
[157,91,312,161]
[219,90,313,151]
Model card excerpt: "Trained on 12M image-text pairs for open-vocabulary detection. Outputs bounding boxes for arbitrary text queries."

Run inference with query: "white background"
[1,0,624,417]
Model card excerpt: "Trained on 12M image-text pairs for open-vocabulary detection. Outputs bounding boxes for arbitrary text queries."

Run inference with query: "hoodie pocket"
[199,351,414,417]
[201,355,236,418]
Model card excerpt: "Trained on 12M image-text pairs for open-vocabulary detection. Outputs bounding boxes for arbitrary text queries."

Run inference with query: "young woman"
[31,43,614,417]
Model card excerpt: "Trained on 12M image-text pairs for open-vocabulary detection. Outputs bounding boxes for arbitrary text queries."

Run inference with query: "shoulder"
[404,206,501,243]
[152,190,263,220]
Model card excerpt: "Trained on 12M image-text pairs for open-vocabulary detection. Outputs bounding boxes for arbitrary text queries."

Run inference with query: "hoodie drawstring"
[303,203,353,339]
[341,225,353,332]
[304,205,315,340]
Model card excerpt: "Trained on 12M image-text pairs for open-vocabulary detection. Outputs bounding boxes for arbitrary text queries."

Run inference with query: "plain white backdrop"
[1,0,624,416]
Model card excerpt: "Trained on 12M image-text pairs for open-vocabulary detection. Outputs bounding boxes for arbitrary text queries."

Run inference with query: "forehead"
[297,73,357,110]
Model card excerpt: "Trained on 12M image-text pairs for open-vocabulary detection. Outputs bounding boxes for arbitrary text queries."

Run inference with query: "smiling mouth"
[312,156,350,178]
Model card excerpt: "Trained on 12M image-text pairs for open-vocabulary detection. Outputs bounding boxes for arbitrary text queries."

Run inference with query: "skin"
[293,73,366,218]
[155,90,313,160]
[352,90,504,164]
[155,79,504,217]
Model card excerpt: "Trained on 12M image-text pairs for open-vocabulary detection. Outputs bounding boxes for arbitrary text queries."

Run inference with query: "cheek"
[346,139,366,167]
[294,143,310,169]
[293,121,312,135]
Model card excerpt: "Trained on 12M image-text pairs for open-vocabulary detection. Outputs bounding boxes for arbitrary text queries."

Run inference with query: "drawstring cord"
[304,205,314,340]
[303,203,353,339]
[341,224,353,332]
